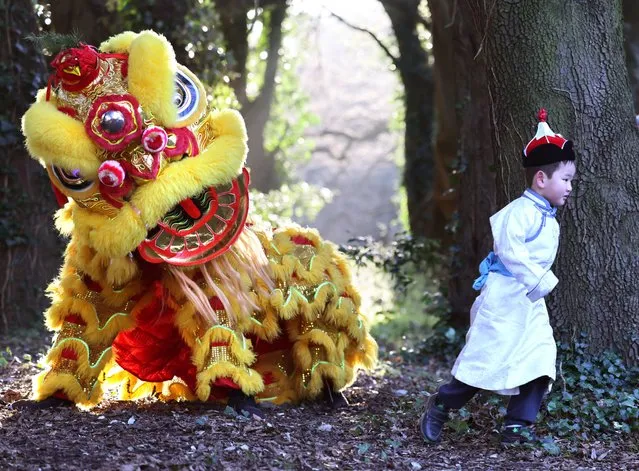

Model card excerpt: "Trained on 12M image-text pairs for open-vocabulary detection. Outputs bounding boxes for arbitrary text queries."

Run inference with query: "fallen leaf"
[318,423,333,432]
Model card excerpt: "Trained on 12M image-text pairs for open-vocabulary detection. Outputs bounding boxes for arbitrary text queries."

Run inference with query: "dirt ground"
[0,333,637,470]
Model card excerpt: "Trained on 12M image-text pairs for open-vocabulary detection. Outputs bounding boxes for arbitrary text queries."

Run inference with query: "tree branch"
[312,121,391,160]
[326,9,400,68]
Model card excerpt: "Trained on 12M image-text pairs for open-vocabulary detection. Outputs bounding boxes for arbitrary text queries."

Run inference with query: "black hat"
[522,109,575,168]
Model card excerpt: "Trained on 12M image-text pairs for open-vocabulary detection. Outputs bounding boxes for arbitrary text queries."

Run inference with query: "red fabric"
[179,198,202,219]
[64,314,86,326]
[50,45,101,92]
[85,94,143,152]
[120,59,128,78]
[112,282,278,398]
[50,182,68,208]
[248,334,292,356]
[61,348,78,361]
[212,378,240,390]
[538,108,548,122]
[261,372,276,385]
[245,335,293,388]
[112,288,196,389]
[209,296,224,310]
[163,127,198,158]
[524,134,568,156]
[82,275,102,292]
[291,235,315,246]
[53,390,70,401]
[138,169,251,266]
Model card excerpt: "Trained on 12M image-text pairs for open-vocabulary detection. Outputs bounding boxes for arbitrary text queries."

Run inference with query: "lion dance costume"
[20,31,377,409]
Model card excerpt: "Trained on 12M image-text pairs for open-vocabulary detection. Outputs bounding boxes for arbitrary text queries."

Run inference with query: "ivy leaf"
[541,439,561,456]
[357,442,371,455]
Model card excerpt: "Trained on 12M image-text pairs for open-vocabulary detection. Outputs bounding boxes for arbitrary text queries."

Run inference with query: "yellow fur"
[196,363,264,401]
[131,110,248,228]
[22,31,377,409]
[54,202,75,236]
[45,339,113,380]
[34,371,103,409]
[127,31,178,126]
[99,31,139,53]
[22,101,100,177]
[105,256,140,287]
[73,204,147,258]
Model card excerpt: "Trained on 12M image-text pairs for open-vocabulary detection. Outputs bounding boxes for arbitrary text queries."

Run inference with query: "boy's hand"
[526,270,558,302]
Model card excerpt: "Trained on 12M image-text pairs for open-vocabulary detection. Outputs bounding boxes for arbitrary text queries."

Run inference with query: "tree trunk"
[214,0,287,192]
[49,0,112,45]
[459,0,639,361]
[623,0,639,112]
[214,0,250,107]
[427,0,459,246]
[242,3,286,191]
[0,0,62,331]
[445,0,497,326]
[51,0,198,67]
[380,0,435,240]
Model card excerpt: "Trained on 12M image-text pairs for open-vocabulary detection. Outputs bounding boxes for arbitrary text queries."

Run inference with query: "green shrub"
[0,346,11,369]
[342,233,450,355]
[543,335,639,438]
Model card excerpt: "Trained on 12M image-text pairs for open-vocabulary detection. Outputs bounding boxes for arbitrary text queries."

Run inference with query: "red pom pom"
[537,108,548,122]
[98,160,126,187]
[142,126,168,154]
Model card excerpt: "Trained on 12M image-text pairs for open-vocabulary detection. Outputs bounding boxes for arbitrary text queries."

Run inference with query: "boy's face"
[536,161,576,206]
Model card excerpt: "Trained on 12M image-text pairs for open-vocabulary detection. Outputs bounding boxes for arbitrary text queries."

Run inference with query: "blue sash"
[472,251,513,290]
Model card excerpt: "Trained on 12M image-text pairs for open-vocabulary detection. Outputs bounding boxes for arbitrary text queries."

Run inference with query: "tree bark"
[623,0,639,112]
[50,0,198,66]
[445,0,497,326]
[1,0,62,331]
[214,0,250,107]
[49,0,112,45]
[242,3,286,191]
[214,0,287,192]
[427,0,459,246]
[458,0,639,361]
[379,0,435,240]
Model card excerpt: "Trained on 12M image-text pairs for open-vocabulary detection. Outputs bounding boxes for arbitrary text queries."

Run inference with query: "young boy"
[420,109,576,445]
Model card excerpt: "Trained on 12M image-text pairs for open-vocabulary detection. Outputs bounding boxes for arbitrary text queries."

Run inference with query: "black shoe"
[10,396,73,410]
[419,393,449,443]
[323,386,349,409]
[227,390,265,419]
[501,424,538,445]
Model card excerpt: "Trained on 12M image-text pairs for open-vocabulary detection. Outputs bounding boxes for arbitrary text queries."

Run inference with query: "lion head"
[22,31,250,267]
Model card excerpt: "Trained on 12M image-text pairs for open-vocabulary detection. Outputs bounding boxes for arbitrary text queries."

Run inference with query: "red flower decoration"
[85,94,143,151]
[164,127,200,158]
[50,45,101,92]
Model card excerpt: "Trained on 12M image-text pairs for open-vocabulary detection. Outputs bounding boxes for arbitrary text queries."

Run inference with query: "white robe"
[451,190,559,395]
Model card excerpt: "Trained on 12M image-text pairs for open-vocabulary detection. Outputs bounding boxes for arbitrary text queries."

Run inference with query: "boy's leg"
[504,376,549,425]
[502,376,549,444]
[420,377,480,442]
[437,377,481,409]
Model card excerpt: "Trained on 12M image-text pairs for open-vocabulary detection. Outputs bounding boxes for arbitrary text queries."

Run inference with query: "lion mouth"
[137,169,250,266]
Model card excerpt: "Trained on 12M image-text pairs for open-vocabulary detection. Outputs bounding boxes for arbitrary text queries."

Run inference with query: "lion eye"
[52,166,93,191]
[100,110,126,134]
